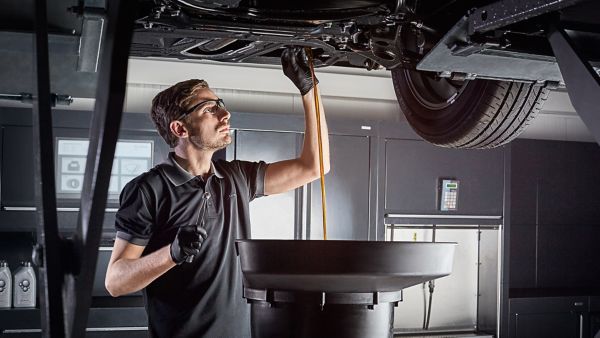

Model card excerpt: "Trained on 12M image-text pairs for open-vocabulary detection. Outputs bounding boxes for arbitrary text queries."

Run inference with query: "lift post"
[548,26,600,146]
[32,0,64,335]
[32,0,137,336]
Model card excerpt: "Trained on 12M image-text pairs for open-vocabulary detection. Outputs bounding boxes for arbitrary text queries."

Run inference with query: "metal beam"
[77,11,105,73]
[32,0,136,336]
[417,16,564,84]
[548,26,600,146]
[31,0,65,336]
[468,0,586,35]
[65,0,137,337]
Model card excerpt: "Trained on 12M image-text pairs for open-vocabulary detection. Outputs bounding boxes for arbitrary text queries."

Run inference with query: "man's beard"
[189,131,231,150]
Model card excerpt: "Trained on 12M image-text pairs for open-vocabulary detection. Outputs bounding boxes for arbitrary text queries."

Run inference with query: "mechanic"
[104,46,330,337]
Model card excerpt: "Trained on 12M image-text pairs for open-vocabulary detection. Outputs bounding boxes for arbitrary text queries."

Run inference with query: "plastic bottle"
[13,261,36,308]
[0,261,12,308]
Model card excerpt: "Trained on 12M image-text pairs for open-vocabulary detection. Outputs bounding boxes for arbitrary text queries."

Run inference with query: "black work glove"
[170,224,208,265]
[281,46,318,96]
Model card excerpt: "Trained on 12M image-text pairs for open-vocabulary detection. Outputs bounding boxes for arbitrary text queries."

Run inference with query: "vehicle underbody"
[127,0,600,148]
[131,0,600,85]
[2,0,600,148]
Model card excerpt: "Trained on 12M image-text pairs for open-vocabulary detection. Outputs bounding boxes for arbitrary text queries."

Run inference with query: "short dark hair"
[150,79,210,147]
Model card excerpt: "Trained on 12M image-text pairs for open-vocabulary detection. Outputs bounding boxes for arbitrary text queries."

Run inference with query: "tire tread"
[391,69,550,149]
[441,81,549,149]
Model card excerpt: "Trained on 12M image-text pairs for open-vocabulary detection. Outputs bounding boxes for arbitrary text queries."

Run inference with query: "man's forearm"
[301,87,330,174]
[106,245,176,297]
[262,85,330,195]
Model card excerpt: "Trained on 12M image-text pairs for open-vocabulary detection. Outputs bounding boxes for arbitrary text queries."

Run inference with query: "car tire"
[391,68,550,149]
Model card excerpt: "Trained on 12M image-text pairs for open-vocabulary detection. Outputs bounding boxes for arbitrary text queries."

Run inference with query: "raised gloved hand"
[170,224,208,265]
[281,46,318,96]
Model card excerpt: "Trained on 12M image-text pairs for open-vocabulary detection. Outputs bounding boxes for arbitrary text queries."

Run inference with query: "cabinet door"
[514,313,580,338]
[510,140,600,289]
[1,126,35,206]
[310,135,371,240]
[510,297,586,338]
[235,130,299,239]
[511,139,600,226]
[385,139,504,215]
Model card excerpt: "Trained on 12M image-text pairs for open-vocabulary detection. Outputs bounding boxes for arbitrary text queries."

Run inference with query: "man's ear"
[169,120,188,139]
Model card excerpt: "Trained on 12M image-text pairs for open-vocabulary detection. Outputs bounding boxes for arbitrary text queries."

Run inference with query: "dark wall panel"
[508,223,537,288]
[511,139,600,226]
[310,134,371,240]
[509,139,600,291]
[509,140,541,225]
[235,130,299,239]
[1,126,35,206]
[537,224,600,288]
[385,139,504,215]
[235,130,372,241]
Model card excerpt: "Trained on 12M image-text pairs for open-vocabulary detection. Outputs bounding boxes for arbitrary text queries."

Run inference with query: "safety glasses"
[179,98,227,120]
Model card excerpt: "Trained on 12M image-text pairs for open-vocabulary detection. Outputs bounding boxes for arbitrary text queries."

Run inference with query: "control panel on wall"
[56,138,154,199]
[438,178,459,211]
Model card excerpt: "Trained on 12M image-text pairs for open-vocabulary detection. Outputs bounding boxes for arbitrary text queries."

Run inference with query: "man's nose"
[220,108,231,121]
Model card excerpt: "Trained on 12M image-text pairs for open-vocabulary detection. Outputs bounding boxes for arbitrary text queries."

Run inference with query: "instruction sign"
[56,138,153,197]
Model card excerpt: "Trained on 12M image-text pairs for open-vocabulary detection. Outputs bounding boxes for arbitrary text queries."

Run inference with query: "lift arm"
[32,0,137,336]
[548,25,600,146]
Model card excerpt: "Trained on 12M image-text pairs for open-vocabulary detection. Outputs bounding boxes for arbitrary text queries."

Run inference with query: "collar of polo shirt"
[161,152,224,186]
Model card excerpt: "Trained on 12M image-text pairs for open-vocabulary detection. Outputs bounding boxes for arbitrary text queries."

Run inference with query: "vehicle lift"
[31,0,136,336]
[467,0,600,145]
[28,0,600,337]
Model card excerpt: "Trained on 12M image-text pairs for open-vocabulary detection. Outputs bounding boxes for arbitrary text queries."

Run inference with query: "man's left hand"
[281,46,318,96]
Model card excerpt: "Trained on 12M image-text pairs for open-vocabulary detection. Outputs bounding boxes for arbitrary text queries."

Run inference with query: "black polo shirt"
[115,152,267,338]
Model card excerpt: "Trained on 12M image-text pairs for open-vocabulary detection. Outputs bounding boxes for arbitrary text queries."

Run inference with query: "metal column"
[548,26,600,146]
[32,0,137,336]
[32,0,65,336]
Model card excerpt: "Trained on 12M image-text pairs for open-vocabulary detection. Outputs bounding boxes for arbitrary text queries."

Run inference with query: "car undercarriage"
[2,0,599,148]
[131,0,599,82]
[126,0,600,148]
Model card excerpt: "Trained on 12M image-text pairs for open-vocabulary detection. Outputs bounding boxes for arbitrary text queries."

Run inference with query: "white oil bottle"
[0,261,12,308]
[13,261,36,308]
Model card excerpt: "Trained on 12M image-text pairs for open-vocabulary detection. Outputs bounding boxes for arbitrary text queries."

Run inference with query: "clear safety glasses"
[180,98,227,120]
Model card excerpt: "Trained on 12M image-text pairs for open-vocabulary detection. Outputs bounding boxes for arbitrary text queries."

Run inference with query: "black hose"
[421,282,427,329]
[424,226,437,330]
[425,280,434,329]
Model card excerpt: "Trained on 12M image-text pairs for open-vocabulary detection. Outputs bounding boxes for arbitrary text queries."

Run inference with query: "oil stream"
[305,47,328,240]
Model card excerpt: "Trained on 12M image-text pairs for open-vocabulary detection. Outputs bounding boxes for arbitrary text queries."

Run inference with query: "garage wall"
[509,139,600,290]
[501,139,600,338]
[1,100,598,335]
[0,103,507,334]
[383,139,504,216]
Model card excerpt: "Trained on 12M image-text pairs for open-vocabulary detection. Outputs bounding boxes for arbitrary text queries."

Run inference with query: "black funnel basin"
[236,240,456,292]
[236,240,456,338]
